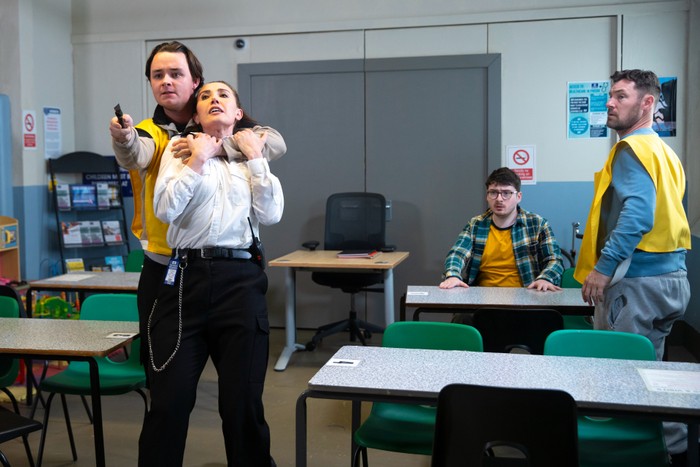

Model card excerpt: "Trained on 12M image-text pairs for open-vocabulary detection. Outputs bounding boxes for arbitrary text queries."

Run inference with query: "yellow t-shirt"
[475,225,522,287]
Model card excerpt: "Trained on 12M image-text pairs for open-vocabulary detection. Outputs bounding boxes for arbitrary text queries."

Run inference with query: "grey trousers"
[594,269,691,454]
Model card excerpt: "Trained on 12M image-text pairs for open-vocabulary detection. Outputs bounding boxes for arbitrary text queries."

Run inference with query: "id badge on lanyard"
[164,258,180,286]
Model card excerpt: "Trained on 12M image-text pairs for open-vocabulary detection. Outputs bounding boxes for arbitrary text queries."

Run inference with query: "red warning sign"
[23,111,37,149]
[506,145,535,185]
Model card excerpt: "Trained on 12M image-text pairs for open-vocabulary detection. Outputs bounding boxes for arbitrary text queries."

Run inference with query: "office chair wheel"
[305,341,317,351]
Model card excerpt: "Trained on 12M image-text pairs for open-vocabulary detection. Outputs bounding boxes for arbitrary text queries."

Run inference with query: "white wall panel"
[621,11,687,159]
[365,24,487,58]
[74,41,145,154]
[489,17,616,183]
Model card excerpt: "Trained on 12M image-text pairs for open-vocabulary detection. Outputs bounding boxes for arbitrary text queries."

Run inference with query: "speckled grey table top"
[309,345,700,420]
[405,285,593,314]
[28,272,140,292]
[0,317,139,357]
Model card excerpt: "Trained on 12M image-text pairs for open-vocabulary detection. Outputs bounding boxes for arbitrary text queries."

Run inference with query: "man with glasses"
[440,167,563,291]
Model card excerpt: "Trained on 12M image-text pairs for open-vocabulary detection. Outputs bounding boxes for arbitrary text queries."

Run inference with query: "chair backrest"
[561,268,582,289]
[125,249,145,272]
[383,321,483,352]
[431,383,579,467]
[79,294,140,365]
[472,308,563,354]
[544,329,656,361]
[0,296,18,319]
[79,293,138,322]
[323,192,386,250]
[0,297,20,388]
[0,285,25,317]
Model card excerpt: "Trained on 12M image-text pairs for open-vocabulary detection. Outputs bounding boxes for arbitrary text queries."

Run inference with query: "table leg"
[383,269,395,326]
[88,358,106,467]
[275,268,305,371]
[295,390,309,467]
[351,400,361,467]
[25,288,33,406]
[688,423,698,467]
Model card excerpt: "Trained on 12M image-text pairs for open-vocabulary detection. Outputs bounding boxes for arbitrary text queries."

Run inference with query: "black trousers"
[137,256,168,386]
[138,256,273,467]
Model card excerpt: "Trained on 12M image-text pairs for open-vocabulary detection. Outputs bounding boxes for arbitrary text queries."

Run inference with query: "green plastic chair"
[352,321,483,467]
[561,268,593,331]
[35,294,147,465]
[544,330,669,467]
[0,296,39,467]
[124,249,145,272]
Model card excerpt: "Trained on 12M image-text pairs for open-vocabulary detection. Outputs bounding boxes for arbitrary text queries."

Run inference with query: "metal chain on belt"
[147,261,185,373]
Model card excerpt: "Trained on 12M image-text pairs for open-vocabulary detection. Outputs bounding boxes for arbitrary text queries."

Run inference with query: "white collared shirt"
[153,134,284,250]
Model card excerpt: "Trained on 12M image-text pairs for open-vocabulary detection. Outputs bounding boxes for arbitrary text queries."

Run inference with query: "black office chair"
[303,192,392,350]
[431,383,579,467]
[472,308,563,354]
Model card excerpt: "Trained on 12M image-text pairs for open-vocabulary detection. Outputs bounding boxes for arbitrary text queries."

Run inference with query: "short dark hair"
[610,69,661,103]
[145,41,204,92]
[485,167,521,192]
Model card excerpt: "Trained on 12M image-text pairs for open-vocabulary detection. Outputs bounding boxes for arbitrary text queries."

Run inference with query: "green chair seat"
[353,403,436,455]
[544,330,669,467]
[39,360,145,396]
[352,321,483,466]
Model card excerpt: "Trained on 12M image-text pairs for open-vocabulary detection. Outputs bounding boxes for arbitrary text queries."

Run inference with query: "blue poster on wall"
[567,81,609,139]
[652,76,677,137]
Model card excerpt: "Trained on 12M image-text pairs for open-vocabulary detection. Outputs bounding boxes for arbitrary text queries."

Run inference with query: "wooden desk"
[0,317,139,467]
[402,285,593,321]
[26,272,140,318]
[268,250,409,371]
[296,345,700,467]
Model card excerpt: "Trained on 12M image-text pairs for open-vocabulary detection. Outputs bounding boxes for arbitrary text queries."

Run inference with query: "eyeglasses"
[486,190,517,200]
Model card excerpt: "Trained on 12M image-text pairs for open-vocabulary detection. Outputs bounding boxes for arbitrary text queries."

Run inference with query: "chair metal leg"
[21,433,36,467]
[59,394,78,461]
[136,388,149,418]
[37,392,56,467]
[80,395,93,424]
[0,450,11,467]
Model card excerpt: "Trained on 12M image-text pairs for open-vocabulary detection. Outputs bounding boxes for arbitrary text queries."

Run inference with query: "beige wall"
[1,0,697,227]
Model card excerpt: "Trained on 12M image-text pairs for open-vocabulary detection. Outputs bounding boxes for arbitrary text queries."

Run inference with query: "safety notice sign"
[506,145,535,185]
[22,110,37,150]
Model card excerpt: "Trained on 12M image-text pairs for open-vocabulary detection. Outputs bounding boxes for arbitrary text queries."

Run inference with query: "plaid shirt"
[443,207,563,286]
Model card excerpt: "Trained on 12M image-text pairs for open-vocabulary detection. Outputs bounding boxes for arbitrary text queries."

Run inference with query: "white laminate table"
[0,317,140,467]
[401,285,593,321]
[296,345,700,467]
[268,250,409,371]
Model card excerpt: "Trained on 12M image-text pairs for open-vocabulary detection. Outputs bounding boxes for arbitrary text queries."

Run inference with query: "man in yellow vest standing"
[575,69,691,460]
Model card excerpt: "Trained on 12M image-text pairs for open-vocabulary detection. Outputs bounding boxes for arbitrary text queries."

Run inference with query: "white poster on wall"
[506,145,536,185]
[43,107,62,159]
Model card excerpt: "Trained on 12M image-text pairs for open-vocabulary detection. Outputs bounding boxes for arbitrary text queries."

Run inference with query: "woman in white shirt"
[143,81,284,467]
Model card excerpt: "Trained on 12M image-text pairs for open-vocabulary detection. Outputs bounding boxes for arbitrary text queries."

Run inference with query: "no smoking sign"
[22,110,37,150]
[506,145,535,185]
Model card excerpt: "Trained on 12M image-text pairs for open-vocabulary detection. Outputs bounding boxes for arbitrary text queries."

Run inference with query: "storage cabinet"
[49,152,131,273]
[0,216,20,281]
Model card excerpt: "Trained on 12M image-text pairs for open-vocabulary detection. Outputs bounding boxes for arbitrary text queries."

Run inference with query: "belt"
[175,247,252,260]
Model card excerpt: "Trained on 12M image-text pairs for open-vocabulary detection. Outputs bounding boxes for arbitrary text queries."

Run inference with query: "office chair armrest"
[302,240,320,251]
[380,245,396,252]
